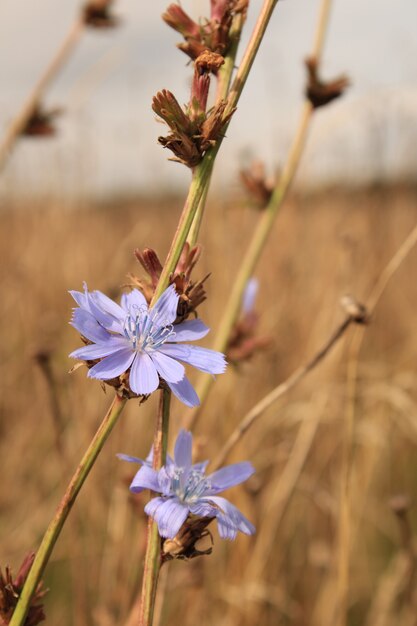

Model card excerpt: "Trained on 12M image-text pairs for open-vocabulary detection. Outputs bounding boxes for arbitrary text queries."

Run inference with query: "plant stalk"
[0,18,84,172]
[10,394,127,626]
[138,389,171,626]
[152,0,281,301]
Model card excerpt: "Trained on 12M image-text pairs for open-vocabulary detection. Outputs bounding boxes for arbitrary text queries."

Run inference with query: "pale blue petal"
[70,337,128,360]
[189,501,217,518]
[157,467,173,496]
[174,430,192,468]
[242,278,258,315]
[172,319,210,342]
[92,290,126,320]
[87,348,135,379]
[86,291,124,334]
[194,460,209,472]
[129,352,159,395]
[121,289,148,312]
[207,462,255,493]
[70,308,110,343]
[145,497,189,538]
[159,344,226,374]
[69,289,89,309]
[151,285,179,325]
[150,351,185,383]
[130,466,160,493]
[203,496,255,538]
[167,376,200,408]
[116,453,145,464]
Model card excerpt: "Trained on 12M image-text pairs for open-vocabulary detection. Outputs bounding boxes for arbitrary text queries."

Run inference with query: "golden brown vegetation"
[1,184,417,625]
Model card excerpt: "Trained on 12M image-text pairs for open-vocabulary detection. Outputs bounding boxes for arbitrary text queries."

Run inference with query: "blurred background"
[1,1,417,625]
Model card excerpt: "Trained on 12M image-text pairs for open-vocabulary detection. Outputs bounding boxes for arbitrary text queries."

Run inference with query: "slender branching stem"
[186,11,246,249]
[0,18,84,172]
[185,0,335,431]
[184,101,313,430]
[139,389,171,626]
[9,394,127,626]
[337,219,417,626]
[152,0,280,301]
[212,316,353,470]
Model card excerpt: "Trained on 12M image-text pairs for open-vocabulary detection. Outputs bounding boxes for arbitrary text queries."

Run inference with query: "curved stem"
[139,389,171,626]
[10,394,127,626]
[0,18,84,172]
[152,0,280,303]
[212,316,352,470]
[184,101,313,430]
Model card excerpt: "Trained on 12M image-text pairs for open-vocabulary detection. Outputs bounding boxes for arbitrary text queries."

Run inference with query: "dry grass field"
[1,183,417,625]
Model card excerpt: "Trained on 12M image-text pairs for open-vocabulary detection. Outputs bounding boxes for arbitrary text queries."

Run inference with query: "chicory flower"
[69,284,226,407]
[119,429,255,540]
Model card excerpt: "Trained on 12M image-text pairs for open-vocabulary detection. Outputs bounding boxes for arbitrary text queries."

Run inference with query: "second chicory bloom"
[119,429,255,540]
[69,284,226,407]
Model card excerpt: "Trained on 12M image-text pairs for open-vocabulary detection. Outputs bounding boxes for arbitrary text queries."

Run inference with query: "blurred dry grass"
[1,184,417,625]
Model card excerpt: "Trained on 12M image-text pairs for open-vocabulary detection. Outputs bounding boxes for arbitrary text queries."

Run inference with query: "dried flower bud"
[82,0,118,28]
[240,161,275,208]
[22,105,62,138]
[153,87,235,167]
[340,295,369,324]
[305,57,349,109]
[162,4,201,40]
[162,516,214,561]
[195,50,225,74]
[0,553,47,626]
[163,1,247,66]
[130,243,207,320]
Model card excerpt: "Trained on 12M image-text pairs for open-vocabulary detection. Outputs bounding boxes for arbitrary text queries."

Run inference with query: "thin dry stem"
[336,220,417,626]
[0,19,84,171]
[213,316,352,470]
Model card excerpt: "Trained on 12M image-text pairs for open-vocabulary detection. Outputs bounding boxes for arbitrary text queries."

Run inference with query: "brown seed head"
[162,516,214,561]
[239,161,275,208]
[22,105,62,138]
[82,0,118,28]
[305,57,349,109]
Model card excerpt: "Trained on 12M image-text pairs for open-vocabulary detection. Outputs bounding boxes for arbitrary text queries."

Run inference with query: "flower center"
[123,307,175,352]
[172,468,211,503]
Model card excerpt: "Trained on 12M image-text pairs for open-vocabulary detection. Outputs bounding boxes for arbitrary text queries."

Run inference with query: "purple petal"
[174,430,192,468]
[189,501,217,518]
[70,337,128,360]
[129,352,159,395]
[130,465,160,493]
[242,278,258,315]
[87,348,135,379]
[121,289,148,312]
[172,319,210,342]
[151,285,179,325]
[207,462,255,494]
[167,376,200,408]
[159,344,226,375]
[157,466,173,496]
[203,495,255,538]
[150,351,185,383]
[145,497,189,538]
[70,308,110,343]
[92,290,126,320]
[69,288,89,309]
[86,291,124,334]
[116,453,145,464]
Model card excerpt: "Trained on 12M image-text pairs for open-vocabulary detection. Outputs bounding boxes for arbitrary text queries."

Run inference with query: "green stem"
[184,0,335,430]
[152,0,280,302]
[185,101,313,430]
[10,394,127,626]
[139,389,171,626]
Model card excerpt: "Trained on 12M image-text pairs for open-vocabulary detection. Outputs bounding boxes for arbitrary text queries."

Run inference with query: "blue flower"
[69,284,226,407]
[119,430,255,540]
